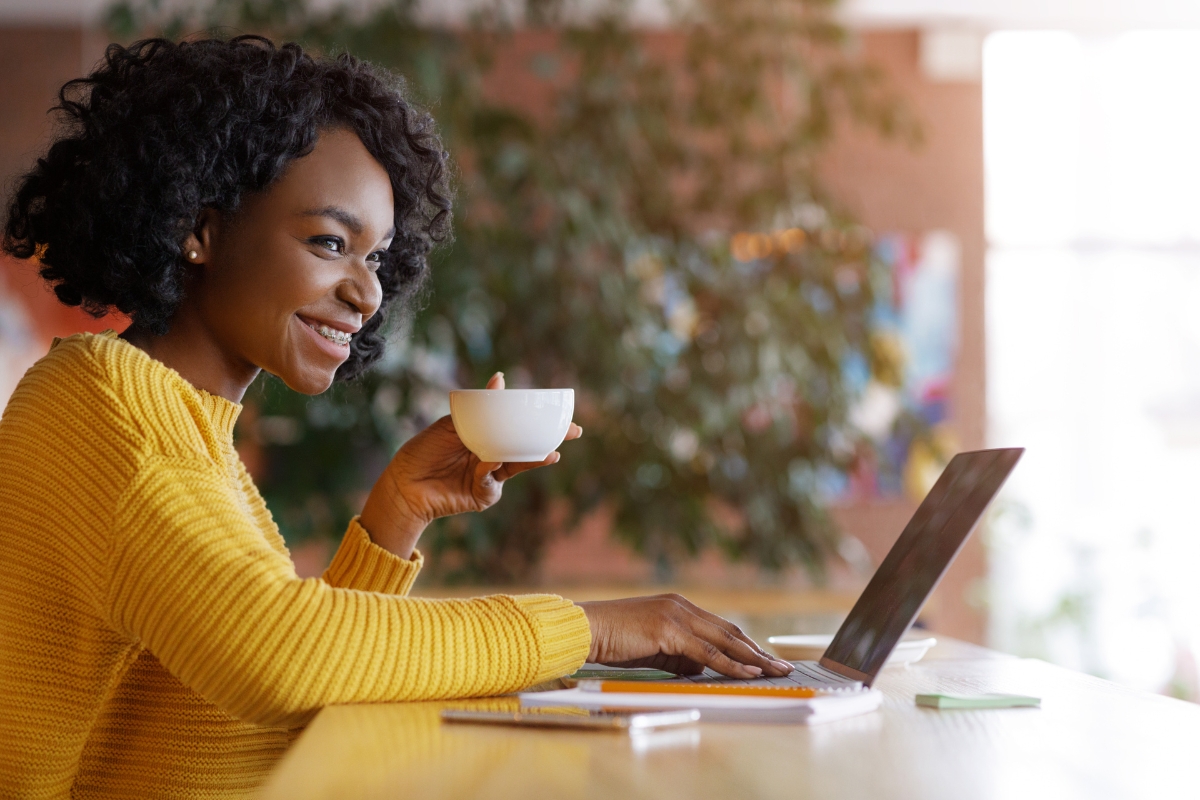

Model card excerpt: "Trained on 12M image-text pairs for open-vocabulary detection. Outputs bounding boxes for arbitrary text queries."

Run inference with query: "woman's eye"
[312,236,344,254]
[366,250,385,264]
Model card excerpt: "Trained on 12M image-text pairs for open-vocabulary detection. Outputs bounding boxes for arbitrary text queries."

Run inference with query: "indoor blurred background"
[2,0,1199,701]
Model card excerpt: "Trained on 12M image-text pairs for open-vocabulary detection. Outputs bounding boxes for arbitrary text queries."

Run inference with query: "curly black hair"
[3,35,452,380]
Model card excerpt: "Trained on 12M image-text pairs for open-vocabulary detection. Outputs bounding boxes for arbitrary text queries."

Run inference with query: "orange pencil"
[577,680,819,698]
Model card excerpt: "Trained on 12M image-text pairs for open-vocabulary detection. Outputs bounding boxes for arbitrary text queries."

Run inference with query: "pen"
[577,680,819,698]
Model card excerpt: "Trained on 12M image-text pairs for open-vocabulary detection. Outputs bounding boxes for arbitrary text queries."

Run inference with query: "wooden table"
[259,639,1200,799]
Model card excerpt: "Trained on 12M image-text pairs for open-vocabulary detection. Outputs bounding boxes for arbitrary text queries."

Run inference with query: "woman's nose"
[339,260,383,319]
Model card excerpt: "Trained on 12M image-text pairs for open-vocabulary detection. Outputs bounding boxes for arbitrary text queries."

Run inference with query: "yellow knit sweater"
[0,331,591,798]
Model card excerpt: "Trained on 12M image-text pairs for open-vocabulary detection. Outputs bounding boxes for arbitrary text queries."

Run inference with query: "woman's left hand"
[358,372,582,558]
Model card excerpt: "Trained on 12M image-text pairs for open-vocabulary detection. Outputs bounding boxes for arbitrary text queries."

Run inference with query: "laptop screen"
[820,448,1024,684]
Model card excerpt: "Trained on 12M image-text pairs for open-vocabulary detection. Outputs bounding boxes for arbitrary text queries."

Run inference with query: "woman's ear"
[181,209,220,265]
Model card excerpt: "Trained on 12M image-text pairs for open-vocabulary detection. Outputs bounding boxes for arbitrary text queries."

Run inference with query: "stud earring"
[187,250,199,261]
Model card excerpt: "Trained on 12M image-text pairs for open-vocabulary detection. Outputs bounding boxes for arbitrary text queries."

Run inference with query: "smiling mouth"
[303,320,353,347]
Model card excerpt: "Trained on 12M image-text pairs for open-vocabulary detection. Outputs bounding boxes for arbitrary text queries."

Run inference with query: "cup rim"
[449,388,574,394]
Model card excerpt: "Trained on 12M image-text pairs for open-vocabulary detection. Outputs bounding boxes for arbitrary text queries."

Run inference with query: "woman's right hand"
[577,594,794,679]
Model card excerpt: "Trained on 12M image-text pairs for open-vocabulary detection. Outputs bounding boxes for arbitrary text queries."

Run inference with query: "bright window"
[985,31,1200,697]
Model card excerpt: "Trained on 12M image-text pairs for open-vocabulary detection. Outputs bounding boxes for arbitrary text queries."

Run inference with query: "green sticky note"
[915,693,1041,709]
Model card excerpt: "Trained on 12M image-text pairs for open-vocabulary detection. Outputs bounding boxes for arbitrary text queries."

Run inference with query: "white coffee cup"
[449,389,575,463]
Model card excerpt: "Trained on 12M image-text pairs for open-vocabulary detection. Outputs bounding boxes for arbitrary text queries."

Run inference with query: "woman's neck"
[120,310,260,403]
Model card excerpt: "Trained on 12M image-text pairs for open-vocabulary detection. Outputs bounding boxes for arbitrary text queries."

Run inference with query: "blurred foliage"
[108,0,921,582]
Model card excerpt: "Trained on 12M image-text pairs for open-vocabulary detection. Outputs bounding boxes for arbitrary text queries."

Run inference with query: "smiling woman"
[0,35,790,798]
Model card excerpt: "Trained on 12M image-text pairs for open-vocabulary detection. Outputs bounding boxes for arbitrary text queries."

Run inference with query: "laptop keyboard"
[657,661,863,692]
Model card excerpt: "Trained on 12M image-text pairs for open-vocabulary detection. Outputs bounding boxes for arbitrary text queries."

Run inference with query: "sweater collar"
[195,391,242,439]
[94,330,243,440]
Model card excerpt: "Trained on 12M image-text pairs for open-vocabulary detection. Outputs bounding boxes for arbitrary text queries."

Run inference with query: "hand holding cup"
[359,372,582,557]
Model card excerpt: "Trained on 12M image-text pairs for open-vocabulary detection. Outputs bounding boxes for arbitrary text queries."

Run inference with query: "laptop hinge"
[818,657,874,687]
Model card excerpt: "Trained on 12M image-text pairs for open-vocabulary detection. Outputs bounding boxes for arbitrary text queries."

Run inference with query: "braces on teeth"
[308,323,353,346]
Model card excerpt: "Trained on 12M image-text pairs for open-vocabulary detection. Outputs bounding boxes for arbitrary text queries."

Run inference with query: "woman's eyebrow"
[300,206,395,243]
[300,206,398,244]
[299,205,364,235]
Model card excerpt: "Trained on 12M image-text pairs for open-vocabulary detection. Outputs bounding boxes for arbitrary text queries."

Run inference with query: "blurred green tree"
[107,0,920,582]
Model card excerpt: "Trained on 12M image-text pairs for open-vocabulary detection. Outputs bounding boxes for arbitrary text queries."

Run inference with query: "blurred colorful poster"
[0,269,39,413]
[839,230,960,500]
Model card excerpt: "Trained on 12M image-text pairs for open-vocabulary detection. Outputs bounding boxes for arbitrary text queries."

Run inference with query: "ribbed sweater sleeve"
[105,455,590,727]
[322,517,424,595]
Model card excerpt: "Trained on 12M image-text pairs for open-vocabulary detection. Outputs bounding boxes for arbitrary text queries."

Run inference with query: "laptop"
[662,447,1024,691]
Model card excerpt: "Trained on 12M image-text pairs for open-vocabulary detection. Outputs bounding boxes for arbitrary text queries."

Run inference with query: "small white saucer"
[767,634,937,666]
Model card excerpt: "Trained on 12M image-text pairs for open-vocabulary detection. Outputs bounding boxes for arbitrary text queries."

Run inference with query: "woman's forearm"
[110,456,592,726]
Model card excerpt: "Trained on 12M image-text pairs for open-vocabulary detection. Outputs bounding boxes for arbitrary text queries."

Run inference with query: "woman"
[0,36,791,797]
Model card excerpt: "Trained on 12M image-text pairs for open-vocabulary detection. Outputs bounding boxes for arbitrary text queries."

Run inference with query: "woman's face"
[191,126,395,395]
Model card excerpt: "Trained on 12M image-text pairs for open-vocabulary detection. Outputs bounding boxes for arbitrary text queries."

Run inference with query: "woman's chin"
[280,321,351,393]
[277,366,338,396]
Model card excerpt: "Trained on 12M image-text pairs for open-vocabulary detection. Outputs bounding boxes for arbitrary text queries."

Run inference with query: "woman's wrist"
[358,479,428,559]
[577,601,604,662]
